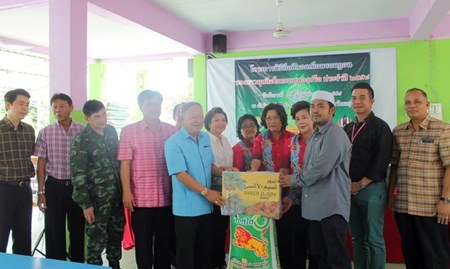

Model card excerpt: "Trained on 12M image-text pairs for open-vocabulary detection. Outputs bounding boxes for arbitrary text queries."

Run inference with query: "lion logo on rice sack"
[232,215,269,258]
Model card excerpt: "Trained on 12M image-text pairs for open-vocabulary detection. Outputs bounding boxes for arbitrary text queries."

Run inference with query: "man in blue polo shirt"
[165,101,224,269]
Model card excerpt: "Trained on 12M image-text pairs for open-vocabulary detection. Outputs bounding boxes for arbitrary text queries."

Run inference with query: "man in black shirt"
[344,83,393,269]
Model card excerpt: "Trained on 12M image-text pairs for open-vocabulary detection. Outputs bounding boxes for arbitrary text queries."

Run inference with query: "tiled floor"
[118,248,405,269]
[6,206,406,269]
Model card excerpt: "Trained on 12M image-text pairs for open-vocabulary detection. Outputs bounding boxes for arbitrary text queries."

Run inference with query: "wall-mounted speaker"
[213,34,227,53]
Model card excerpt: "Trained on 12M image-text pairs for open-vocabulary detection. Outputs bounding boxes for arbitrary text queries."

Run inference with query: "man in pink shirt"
[118,90,177,269]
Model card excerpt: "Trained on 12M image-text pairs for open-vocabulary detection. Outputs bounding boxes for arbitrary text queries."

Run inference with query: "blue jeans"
[349,181,387,269]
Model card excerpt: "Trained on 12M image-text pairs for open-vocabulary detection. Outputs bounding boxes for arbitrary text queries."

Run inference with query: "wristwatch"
[440,197,450,204]
[200,187,208,196]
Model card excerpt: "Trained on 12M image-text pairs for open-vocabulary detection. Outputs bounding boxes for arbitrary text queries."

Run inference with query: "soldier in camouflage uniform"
[70,100,124,269]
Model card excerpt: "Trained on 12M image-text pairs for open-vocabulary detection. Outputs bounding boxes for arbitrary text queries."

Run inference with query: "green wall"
[71,110,85,125]
[193,54,207,112]
[65,62,106,125]
[89,62,105,100]
[193,39,450,123]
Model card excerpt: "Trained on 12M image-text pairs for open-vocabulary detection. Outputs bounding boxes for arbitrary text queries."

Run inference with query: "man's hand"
[351,182,360,195]
[436,201,450,224]
[123,190,135,212]
[281,196,293,215]
[83,207,96,224]
[38,193,47,213]
[205,189,225,207]
[279,173,292,188]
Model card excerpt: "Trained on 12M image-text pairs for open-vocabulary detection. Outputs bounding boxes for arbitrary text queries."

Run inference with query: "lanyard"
[351,122,366,144]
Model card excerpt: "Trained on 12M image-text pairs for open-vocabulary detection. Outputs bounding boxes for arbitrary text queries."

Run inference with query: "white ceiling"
[0,3,196,59]
[0,0,448,60]
[151,0,417,32]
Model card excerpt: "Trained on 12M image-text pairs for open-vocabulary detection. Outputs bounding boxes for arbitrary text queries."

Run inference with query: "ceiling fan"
[273,0,289,39]
[272,0,316,39]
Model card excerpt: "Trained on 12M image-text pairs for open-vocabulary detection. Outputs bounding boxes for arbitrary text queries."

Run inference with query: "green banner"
[235,53,370,128]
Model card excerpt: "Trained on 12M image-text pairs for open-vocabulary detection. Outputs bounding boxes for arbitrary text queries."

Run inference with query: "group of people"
[0,83,448,269]
[0,89,173,269]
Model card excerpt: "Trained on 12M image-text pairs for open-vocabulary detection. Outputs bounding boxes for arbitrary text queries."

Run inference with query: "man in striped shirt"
[388,88,450,269]
[118,90,177,269]
[0,89,35,255]
[34,93,85,262]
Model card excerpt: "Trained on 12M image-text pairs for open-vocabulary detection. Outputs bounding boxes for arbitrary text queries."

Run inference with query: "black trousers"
[132,206,172,269]
[309,214,351,269]
[44,176,85,262]
[276,204,312,269]
[395,213,449,269]
[0,183,32,255]
[174,214,214,269]
[170,208,177,266]
[211,205,229,268]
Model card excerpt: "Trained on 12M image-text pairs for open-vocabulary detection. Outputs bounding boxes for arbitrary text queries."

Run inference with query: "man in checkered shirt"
[388,88,450,269]
[34,93,85,262]
[0,89,35,255]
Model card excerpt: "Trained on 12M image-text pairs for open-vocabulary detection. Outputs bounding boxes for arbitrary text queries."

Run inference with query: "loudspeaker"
[213,34,227,53]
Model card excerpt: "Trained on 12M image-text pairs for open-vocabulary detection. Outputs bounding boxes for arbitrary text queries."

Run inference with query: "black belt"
[47,176,72,186]
[0,180,30,187]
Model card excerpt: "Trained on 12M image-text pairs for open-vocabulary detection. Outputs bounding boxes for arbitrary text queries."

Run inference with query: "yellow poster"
[221,172,281,219]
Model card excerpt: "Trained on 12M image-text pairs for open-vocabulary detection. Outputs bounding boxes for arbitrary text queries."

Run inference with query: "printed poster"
[221,171,281,219]
[235,53,370,129]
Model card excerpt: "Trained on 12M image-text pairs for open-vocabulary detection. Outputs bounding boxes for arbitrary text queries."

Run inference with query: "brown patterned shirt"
[0,117,35,181]
[391,115,450,217]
